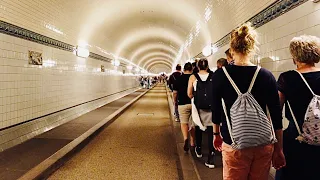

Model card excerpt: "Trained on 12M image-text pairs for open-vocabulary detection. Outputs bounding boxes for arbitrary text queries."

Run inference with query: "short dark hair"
[217,58,228,67]
[176,64,182,71]
[198,58,209,70]
[184,62,193,71]
[225,49,232,58]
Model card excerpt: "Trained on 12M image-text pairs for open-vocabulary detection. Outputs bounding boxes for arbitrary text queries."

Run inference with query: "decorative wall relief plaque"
[28,51,43,65]
[101,65,105,72]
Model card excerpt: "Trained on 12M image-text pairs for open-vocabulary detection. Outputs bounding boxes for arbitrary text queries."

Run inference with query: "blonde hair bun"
[238,25,249,37]
[230,22,258,55]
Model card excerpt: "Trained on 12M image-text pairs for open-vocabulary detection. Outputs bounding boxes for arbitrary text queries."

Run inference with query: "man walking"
[173,62,195,151]
[169,64,182,122]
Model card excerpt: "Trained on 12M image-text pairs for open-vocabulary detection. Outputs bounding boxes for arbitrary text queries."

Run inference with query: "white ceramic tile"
[255,1,320,77]
[0,32,140,151]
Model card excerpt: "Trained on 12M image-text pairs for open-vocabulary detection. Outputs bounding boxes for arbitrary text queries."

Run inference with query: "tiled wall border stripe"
[194,0,308,58]
[89,52,126,67]
[0,20,75,52]
[89,52,113,63]
[0,86,139,132]
[0,20,125,66]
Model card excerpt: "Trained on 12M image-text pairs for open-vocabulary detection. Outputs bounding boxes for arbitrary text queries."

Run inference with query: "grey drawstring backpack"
[222,66,277,150]
[287,70,320,146]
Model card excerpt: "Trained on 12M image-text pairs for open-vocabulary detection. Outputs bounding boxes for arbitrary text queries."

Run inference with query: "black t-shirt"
[278,70,320,139]
[173,74,192,105]
[212,65,282,145]
[169,72,182,90]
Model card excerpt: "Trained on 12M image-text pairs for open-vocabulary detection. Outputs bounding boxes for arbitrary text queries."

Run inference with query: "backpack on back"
[287,70,320,146]
[194,72,213,110]
[221,66,277,150]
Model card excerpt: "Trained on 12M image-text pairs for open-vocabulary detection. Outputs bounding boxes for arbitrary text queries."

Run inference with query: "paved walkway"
[49,85,179,180]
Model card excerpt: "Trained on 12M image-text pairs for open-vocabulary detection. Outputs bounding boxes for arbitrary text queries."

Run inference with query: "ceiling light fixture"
[112,59,120,66]
[127,65,133,70]
[76,46,90,58]
[202,44,212,57]
[95,46,149,74]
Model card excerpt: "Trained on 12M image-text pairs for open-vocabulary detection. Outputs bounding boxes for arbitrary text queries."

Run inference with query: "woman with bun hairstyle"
[211,23,285,179]
[276,35,320,180]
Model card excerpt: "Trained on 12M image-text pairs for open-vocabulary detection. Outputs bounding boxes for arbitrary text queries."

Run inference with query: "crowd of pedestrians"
[168,22,320,179]
[139,76,159,89]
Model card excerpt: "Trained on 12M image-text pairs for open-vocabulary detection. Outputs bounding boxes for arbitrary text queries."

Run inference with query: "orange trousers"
[222,143,274,180]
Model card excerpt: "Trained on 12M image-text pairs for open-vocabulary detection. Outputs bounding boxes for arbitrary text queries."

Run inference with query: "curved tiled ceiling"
[40,0,276,74]
[58,0,212,74]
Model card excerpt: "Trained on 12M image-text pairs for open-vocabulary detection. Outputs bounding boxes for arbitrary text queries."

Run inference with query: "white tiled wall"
[208,0,276,43]
[0,0,78,45]
[210,1,320,78]
[0,32,140,151]
[258,1,320,79]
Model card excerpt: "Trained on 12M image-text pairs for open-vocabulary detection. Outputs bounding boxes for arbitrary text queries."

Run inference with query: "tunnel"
[0,0,319,180]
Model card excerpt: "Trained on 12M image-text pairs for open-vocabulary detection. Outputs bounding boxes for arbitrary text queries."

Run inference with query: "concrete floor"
[167,87,223,180]
[49,85,179,180]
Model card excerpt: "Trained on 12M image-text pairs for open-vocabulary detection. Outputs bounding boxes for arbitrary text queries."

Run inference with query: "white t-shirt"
[193,73,209,91]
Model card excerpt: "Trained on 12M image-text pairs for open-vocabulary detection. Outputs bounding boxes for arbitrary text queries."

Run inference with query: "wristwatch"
[213,132,220,135]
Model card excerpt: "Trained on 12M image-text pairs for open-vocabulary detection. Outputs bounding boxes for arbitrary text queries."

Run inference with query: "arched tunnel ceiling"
[53,0,276,73]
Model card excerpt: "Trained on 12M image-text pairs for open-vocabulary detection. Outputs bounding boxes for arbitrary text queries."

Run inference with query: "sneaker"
[175,118,180,122]
[195,146,202,158]
[205,151,215,169]
[183,139,189,152]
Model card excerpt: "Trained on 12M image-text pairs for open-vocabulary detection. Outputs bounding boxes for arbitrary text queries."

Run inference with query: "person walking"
[192,59,199,74]
[276,35,320,180]
[169,64,183,122]
[225,48,234,65]
[173,62,195,152]
[188,58,215,168]
[217,58,228,69]
[212,23,285,180]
